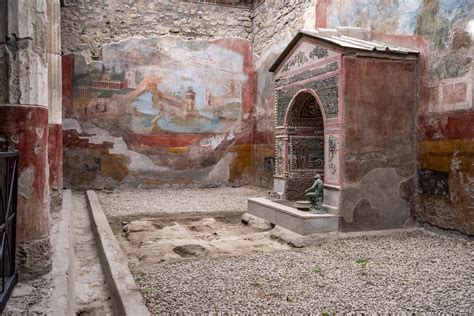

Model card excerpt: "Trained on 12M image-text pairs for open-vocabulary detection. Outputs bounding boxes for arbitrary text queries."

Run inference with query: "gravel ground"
[98,187,473,314]
[97,186,268,218]
[135,230,473,314]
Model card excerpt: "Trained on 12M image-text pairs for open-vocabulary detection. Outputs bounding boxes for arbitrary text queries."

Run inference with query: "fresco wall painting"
[63,37,255,188]
[314,0,473,235]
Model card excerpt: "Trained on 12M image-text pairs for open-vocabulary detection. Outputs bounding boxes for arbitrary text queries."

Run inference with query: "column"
[48,0,63,207]
[0,0,51,280]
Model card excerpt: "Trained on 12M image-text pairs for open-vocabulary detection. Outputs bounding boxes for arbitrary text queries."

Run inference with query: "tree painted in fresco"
[123,76,165,133]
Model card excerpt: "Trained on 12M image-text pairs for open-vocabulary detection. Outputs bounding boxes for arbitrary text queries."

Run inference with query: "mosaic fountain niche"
[277,91,326,202]
[247,29,419,236]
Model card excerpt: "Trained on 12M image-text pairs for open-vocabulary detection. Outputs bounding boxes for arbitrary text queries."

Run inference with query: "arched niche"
[282,90,325,200]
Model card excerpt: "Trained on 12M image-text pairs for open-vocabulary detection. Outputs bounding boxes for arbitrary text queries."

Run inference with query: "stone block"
[241,212,273,230]
[8,0,47,49]
[6,48,48,106]
[248,198,339,235]
[273,177,285,193]
[49,189,75,315]
[323,184,340,214]
[16,237,52,281]
[86,190,150,316]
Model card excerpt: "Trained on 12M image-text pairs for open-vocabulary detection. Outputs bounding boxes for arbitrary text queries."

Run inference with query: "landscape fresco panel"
[64,37,255,188]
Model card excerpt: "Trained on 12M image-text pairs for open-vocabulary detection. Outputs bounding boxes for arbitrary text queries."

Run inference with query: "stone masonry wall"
[60,0,257,189]
[250,0,316,188]
[60,0,315,190]
[252,0,315,56]
[61,0,253,60]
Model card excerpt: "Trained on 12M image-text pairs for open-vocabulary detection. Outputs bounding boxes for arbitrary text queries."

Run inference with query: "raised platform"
[247,198,339,236]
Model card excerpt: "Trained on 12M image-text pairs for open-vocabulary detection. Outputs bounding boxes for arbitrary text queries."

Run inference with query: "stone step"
[247,197,340,236]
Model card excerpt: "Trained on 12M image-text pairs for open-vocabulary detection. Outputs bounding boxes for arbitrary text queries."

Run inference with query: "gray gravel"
[99,187,473,314]
[97,186,268,218]
[135,230,473,314]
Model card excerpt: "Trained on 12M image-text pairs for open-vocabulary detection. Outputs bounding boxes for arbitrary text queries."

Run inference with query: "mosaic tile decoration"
[276,75,339,125]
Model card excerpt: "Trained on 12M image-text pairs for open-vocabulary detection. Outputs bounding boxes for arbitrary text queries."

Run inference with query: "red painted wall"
[62,54,74,118]
[341,55,418,231]
[48,123,63,190]
[315,0,473,234]
[0,105,50,242]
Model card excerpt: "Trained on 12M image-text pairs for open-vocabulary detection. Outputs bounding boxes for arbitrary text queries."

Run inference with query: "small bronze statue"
[303,174,325,214]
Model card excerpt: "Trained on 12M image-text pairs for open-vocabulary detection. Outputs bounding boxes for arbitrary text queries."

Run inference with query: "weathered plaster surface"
[63,37,255,188]
[251,39,290,188]
[417,139,474,234]
[0,105,50,242]
[48,123,63,190]
[18,165,35,200]
[342,56,417,230]
[48,0,62,123]
[206,152,238,184]
[48,0,63,204]
[58,0,472,234]
[62,54,74,117]
[340,168,413,231]
[319,0,473,234]
[0,0,49,106]
[47,53,62,124]
[0,0,56,279]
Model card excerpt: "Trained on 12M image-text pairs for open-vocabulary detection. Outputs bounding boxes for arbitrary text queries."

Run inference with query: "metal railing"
[0,152,18,312]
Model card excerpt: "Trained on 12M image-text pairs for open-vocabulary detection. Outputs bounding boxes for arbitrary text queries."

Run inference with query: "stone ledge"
[86,190,150,316]
[270,225,420,248]
[49,189,75,315]
[247,197,339,235]
[178,0,253,8]
[249,198,337,218]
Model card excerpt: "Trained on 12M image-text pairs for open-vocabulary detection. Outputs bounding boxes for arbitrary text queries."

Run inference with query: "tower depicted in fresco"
[186,87,197,113]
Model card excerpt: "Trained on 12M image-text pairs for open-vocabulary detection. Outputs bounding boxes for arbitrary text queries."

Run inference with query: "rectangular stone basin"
[247,198,339,236]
